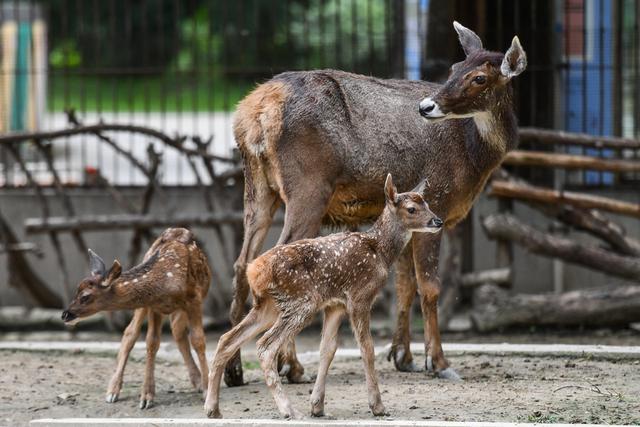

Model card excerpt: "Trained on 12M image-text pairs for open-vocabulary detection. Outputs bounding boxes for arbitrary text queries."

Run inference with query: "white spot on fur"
[167,272,173,278]
[174,263,180,268]
[133,279,138,283]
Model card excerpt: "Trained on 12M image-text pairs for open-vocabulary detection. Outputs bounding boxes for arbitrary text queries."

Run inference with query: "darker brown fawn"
[204,174,443,419]
[62,228,211,409]
[226,21,526,385]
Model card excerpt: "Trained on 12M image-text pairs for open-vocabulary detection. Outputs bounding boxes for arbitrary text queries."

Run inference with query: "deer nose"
[428,217,443,229]
[419,98,444,119]
[61,310,75,322]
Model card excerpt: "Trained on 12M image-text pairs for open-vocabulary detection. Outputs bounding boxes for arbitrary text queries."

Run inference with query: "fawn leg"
[257,314,310,419]
[170,310,201,391]
[413,232,461,381]
[226,157,280,387]
[275,183,334,384]
[205,303,277,418]
[140,311,163,409]
[187,306,209,397]
[310,305,345,417]
[350,304,387,417]
[106,307,147,403]
[388,245,422,372]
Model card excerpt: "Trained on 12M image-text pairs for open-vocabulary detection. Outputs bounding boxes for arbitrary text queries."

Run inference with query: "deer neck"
[106,255,162,310]
[367,208,412,266]
[467,86,518,170]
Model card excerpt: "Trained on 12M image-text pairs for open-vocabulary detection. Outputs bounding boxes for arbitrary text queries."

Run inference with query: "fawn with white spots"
[62,228,212,409]
[204,174,443,419]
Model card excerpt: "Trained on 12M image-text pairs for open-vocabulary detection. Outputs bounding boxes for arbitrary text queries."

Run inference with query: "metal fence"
[0,0,639,188]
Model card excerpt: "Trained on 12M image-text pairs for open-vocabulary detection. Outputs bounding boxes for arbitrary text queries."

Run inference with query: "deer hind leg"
[349,300,387,417]
[140,311,163,409]
[310,304,345,417]
[205,302,277,418]
[225,157,280,387]
[412,232,461,381]
[257,311,311,420]
[275,180,335,384]
[170,310,201,391]
[388,245,422,372]
[186,304,209,397]
[106,307,148,403]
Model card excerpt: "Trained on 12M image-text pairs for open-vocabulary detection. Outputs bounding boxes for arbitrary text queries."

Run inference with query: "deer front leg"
[106,307,147,403]
[140,311,163,409]
[388,245,422,372]
[225,163,280,387]
[349,303,387,417]
[186,305,209,397]
[170,310,201,392]
[412,233,461,381]
[310,304,345,417]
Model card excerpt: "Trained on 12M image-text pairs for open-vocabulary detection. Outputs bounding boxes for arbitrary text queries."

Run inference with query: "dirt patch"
[2,344,639,426]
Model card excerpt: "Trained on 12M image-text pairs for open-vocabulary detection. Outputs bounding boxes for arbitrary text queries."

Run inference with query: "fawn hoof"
[105,393,119,403]
[287,371,313,384]
[205,406,222,419]
[310,397,325,417]
[139,398,154,410]
[284,407,305,420]
[370,402,388,417]
[389,347,423,372]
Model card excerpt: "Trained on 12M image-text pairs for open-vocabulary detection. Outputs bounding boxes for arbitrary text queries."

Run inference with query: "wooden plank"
[519,127,640,149]
[503,150,640,173]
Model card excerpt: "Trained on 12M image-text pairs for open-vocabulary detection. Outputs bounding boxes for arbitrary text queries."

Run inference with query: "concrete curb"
[3,341,640,364]
[28,419,640,427]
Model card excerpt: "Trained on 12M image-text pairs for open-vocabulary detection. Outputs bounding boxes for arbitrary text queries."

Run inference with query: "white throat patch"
[473,112,504,149]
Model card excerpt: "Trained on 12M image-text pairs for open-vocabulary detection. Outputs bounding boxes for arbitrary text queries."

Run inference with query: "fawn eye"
[472,75,486,85]
[79,294,91,304]
[407,207,416,214]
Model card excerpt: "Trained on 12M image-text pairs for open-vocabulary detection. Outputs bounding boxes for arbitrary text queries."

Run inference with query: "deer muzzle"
[419,97,446,119]
[61,309,77,324]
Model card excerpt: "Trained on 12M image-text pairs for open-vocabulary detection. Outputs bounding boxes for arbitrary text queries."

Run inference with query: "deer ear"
[501,36,527,79]
[88,249,106,278]
[410,178,428,197]
[384,173,398,206]
[102,260,122,286]
[453,21,483,56]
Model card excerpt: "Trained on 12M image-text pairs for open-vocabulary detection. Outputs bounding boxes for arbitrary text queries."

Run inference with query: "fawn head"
[61,249,122,325]
[384,174,442,233]
[419,21,526,121]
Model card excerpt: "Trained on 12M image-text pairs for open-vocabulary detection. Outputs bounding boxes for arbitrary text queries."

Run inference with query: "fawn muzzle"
[427,217,444,229]
[61,309,77,323]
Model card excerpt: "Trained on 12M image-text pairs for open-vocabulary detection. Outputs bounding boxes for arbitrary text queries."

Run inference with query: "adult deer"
[225,21,526,385]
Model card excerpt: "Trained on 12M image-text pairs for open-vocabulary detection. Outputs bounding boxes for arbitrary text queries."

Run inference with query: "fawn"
[62,227,212,409]
[204,174,443,418]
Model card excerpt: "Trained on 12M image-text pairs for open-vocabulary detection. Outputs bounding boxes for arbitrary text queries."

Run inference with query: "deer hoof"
[139,398,154,410]
[310,398,324,417]
[370,403,389,417]
[437,367,462,381]
[391,348,423,372]
[287,372,313,384]
[105,393,119,403]
[205,406,222,418]
[284,407,305,420]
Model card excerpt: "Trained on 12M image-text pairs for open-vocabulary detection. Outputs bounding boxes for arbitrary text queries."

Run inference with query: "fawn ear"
[88,249,106,278]
[501,36,527,79]
[453,21,483,56]
[102,260,122,286]
[410,178,428,198]
[384,173,398,206]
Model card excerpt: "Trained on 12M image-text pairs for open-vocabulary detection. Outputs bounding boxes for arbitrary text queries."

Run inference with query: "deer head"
[384,174,442,233]
[419,21,527,121]
[61,249,122,325]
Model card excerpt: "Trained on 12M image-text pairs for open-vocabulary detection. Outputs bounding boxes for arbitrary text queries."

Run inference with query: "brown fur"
[205,175,442,418]
[225,22,526,385]
[62,228,212,409]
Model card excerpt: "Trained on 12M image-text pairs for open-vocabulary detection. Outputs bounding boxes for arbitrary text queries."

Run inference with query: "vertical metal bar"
[385,0,391,77]
[174,0,182,185]
[62,0,70,183]
[76,0,86,182]
[207,1,214,139]
[335,0,342,69]
[92,0,103,176]
[109,0,118,183]
[319,0,326,68]
[350,0,356,71]
[125,0,134,185]
[581,0,588,185]
[598,0,604,184]
[367,0,373,73]
[304,0,310,70]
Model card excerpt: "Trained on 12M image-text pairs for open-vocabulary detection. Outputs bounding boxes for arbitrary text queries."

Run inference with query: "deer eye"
[79,294,91,304]
[472,75,487,85]
[407,207,416,214]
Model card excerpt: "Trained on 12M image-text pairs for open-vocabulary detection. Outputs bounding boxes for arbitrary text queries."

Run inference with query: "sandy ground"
[2,328,640,426]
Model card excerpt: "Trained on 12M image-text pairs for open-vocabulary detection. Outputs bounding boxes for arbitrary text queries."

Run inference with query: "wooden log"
[471,283,640,332]
[461,268,512,288]
[24,212,287,233]
[481,213,640,282]
[489,179,640,219]
[519,127,640,150]
[491,169,640,257]
[0,242,41,255]
[503,150,640,173]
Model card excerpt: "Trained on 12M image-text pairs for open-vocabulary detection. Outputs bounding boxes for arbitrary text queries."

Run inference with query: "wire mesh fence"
[0,0,639,188]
